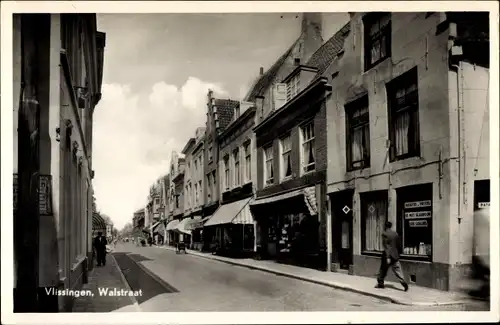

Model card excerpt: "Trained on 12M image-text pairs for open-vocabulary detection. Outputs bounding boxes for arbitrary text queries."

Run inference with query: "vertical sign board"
[38,175,53,216]
[14,173,19,212]
[402,200,432,256]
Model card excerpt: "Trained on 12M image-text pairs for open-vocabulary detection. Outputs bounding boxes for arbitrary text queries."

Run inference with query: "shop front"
[186,216,210,251]
[166,219,180,246]
[250,186,321,269]
[174,217,194,247]
[152,221,165,245]
[204,197,255,257]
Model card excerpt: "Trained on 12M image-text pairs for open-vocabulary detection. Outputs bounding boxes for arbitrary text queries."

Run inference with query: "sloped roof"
[244,38,300,102]
[306,22,350,79]
[214,99,239,132]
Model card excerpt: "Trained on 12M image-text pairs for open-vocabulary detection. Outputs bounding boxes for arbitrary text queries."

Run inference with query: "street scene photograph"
[3,1,498,323]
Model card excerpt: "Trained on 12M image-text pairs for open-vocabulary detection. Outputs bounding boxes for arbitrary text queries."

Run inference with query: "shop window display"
[396,183,433,259]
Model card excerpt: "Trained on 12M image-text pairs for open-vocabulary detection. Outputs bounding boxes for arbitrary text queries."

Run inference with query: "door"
[330,190,354,270]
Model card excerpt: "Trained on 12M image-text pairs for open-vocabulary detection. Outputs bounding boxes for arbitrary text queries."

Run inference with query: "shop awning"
[153,222,166,234]
[204,197,253,227]
[166,219,180,230]
[186,216,211,230]
[150,221,160,231]
[92,212,106,231]
[250,186,318,216]
[174,218,193,235]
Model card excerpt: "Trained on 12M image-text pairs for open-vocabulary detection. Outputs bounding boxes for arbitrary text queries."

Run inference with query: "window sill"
[346,165,370,173]
[280,176,293,183]
[361,251,383,257]
[400,254,432,263]
[389,153,421,163]
[301,169,316,177]
[363,56,390,74]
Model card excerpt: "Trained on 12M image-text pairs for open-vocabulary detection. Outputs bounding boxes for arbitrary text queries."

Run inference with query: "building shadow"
[112,252,179,305]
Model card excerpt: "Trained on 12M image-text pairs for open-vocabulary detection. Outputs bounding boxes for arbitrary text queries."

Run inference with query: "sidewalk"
[72,253,140,312]
[157,245,473,307]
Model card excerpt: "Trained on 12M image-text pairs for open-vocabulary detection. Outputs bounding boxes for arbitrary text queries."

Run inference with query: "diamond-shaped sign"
[342,206,351,214]
[368,204,376,213]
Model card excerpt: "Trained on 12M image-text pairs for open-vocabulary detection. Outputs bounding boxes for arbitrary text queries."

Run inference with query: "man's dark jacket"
[94,235,107,252]
[382,229,402,260]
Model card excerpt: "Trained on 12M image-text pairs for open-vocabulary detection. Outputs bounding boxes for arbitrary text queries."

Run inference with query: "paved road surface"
[113,243,489,312]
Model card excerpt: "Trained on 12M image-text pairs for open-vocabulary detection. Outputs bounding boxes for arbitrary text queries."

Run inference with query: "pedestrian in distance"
[93,231,108,267]
[376,221,409,292]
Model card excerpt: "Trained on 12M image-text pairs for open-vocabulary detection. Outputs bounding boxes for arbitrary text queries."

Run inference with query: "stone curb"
[110,253,142,312]
[155,245,471,307]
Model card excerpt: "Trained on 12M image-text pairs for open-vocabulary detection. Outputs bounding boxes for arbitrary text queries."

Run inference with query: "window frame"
[386,67,421,161]
[360,190,389,255]
[345,95,371,171]
[223,155,230,191]
[396,183,433,261]
[286,74,300,101]
[233,148,241,187]
[244,141,251,183]
[363,12,392,71]
[279,133,292,180]
[208,144,213,162]
[206,173,212,203]
[263,144,274,186]
[300,121,316,174]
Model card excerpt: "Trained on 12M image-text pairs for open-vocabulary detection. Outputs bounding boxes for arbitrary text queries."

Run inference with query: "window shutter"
[274,83,287,110]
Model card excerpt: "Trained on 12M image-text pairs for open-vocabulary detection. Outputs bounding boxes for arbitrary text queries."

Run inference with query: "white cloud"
[92,77,227,229]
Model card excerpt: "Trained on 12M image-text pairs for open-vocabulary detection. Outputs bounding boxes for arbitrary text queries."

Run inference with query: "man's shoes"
[375,284,385,289]
[402,282,409,292]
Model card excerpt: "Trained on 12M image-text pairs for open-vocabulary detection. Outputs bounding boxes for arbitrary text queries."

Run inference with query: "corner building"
[325,12,489,291]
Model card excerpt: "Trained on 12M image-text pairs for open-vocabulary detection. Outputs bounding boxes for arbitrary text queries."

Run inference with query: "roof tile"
[214,98,239,133]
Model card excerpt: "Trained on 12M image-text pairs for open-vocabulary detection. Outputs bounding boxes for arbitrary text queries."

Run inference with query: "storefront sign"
[478,202,490,208]
[404,211,431,219]
[409,220,428,227]
[404,200,431,209]
[38,175,53,216]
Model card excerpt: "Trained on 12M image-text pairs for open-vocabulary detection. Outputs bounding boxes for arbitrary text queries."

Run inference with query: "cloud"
[92,77,227,229]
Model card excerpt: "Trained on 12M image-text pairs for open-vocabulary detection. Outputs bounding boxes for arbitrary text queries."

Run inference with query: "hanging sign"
[38,174,53,216]
[409,220,428,227]
[404,200,431,209]
[405,211,432,219]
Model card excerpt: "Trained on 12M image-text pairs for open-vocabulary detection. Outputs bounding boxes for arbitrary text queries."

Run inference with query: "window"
[175,195,179,209]
[300,122,315,173]
[198,181,202,206]
[208,145,213,162]
[244,142,251,182]
[346,96,370,170]
[207,174,212,202]
[212,170,217,199]
[361,191,389,253]
[155,198,160,205]
[264,145,274,186]
[234,105,240,120]
[194,159,198,174]
[185,185,189,207]
[364,12,391,70]
[194,183,199,205]
[224,156,230,190]
[234,149,240,187]
[387,67,420,160]
[396,183,432,259]
[286,74,300,101]
[280,134,292,179]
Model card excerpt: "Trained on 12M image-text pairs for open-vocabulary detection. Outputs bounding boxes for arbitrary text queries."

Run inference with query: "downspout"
[451,60,464,264]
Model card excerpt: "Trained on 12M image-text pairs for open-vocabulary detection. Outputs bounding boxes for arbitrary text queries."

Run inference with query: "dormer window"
[286,74,300,101]
[234,105,240,120]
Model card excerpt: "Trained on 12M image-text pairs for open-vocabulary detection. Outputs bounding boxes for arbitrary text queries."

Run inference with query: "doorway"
[330,190,354,270]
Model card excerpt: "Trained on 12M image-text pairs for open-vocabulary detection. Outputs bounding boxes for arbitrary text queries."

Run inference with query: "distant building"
[165,151,186,245]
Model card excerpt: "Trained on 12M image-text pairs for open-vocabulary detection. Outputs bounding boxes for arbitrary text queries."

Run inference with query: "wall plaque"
[38,174,53,216]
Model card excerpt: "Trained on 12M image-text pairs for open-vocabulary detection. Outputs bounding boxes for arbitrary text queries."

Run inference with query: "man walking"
[94,231,108,267]
[376,221,409,291]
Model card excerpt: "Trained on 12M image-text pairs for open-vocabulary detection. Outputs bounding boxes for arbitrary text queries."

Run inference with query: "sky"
[93,13,349,230]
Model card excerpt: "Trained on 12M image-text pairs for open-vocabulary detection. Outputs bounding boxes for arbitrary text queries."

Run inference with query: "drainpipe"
[451,61,464,263]
[326,196,332,272]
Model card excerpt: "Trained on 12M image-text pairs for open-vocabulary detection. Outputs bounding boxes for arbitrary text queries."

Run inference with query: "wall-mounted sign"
[38,175,53,216]
[409,220,428,227]
[478,202,490,208]
[404,200,431,209]
[13,173,19,212]
[404,211,432,219]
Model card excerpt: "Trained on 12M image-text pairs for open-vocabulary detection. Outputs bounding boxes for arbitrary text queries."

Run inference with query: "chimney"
[294,58,301,66]
[299,13,323,62]
[259,67,264,75]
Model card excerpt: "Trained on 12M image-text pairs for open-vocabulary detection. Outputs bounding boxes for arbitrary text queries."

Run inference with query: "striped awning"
[250,186,317,216]
[92,212,106,231]
[186,216,211,230]
[153,221,166,234]
[204,197,253,227]
[174,218,193,235]
[166,219,180,230]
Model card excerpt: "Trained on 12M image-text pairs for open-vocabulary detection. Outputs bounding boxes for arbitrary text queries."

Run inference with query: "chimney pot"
[259,67,264,75]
